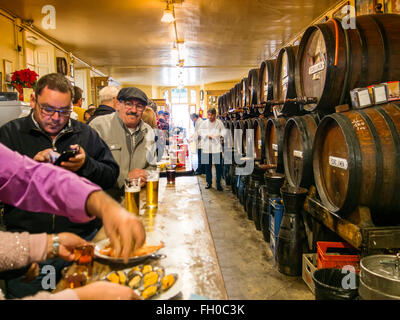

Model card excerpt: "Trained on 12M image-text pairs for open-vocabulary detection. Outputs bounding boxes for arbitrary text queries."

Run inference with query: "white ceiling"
[0,0,341,86]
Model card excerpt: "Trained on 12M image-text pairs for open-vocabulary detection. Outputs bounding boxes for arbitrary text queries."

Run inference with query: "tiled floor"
[197,173,314,300]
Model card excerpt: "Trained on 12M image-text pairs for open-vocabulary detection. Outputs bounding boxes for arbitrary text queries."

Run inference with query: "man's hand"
[33,148,59,163]
[47,232,88,261]
[85,191,146,263]
[128,168,147,187]
[74,281,141,300]
[60,145,86,172]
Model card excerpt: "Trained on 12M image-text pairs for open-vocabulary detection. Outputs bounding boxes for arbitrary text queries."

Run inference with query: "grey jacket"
[89,113,156,197]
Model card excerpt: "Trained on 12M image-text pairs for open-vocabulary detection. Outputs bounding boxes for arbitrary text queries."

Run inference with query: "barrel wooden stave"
[259,59,276,104]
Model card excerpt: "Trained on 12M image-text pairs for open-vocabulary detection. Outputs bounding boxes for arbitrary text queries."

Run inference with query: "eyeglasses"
[36,100,72,117]
[121,100,145,111]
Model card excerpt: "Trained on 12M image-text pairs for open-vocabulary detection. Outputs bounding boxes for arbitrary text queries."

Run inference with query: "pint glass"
[146,170,159,208]
[166,164,176,185]
[125,178,141,214]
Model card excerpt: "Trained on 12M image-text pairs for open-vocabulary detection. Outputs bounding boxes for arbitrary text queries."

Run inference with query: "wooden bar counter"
[55,176,228,300]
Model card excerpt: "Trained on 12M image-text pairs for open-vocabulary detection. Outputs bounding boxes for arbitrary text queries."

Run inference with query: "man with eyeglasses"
[0,73,119,298]
[89,87,157,201]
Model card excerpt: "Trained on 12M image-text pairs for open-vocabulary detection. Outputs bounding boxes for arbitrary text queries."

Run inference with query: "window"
[190,90,196,104]
[171,88,188,104]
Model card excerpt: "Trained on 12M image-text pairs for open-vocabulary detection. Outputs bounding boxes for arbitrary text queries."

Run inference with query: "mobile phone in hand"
[54,149,78,166]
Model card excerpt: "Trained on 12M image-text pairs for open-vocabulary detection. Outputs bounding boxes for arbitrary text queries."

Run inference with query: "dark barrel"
[252,117,268,162]
[259,59,276,104]
[235,120,245,156]
[234,82,242,108]
[230,87,236,111]
[274,46,299,116]
[313,103,400,225]
[265,117,287,173]
[260,185,270,242]
[240,77,248,108]
[248,68,260,106]
[283,114,319,188]
[296,14,400,113]
[218,96,222,115]
[243,118,254,157]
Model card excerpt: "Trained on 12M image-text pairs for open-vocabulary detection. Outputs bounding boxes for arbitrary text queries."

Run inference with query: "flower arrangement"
[10,69,39,101]
[11,68,39,89]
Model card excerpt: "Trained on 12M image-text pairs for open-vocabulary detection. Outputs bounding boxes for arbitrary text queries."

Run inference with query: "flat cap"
[117,87,149,105]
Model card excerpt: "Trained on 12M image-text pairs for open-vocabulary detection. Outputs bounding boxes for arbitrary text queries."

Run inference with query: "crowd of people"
[0,72,223,300]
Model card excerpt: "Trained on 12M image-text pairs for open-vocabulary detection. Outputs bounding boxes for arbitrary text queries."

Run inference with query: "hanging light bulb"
[161,2,175,23]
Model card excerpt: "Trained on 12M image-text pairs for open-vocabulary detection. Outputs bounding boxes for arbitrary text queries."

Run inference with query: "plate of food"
[104,264,182,300]
[94,239,166,264]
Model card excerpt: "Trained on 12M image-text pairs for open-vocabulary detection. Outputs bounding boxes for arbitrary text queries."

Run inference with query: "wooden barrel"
[230,87,236,110]
[283,114,319,188]
[234,83,242,108]
[274,46,299,116]
[225,91,232,113]
[240,77,248,107]
[218,96,222,115]
[259,59,276,104]
[248,68,260,106]
[252,117,268,162]
[234,119,245,154]
[265,117,287,173]
[313,103,400,225]
[296,14,400,113]
[243,118,254,157]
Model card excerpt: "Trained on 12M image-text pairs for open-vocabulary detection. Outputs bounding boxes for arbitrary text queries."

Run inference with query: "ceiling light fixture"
[161,1,175,23]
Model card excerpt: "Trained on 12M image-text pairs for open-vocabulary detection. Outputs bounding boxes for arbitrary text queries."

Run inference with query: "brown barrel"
[283,114,319,188]
[234,119,245,154]
[259,59,276,103]
[248,68,260,106]
[296,14,400,113]
[230,87,236,110]
[218,96,222,115]
[243,118,254,157]
[240,77,248,107]
[235,83,242,108]
[252,117,268,162]
[265,117,287,173]
[274,46,299,116]
[225,91,232,112]
[313,103,400,225]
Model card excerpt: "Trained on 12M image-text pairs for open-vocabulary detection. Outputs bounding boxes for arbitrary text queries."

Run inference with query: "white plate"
[94,239,165,264]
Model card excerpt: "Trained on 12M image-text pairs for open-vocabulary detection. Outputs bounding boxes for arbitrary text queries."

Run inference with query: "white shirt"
[199,119,225,154]
[194,118,204,149]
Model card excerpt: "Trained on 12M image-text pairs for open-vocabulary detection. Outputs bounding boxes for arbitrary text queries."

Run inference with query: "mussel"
[141,264,153,274]
[161,273,178,292]
[127,272,142,289]
[106,270,127,285]
[141,283,161,300]
[142,271,160,288]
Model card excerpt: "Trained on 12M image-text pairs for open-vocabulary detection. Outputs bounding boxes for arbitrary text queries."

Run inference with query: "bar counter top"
[55,176,228,300]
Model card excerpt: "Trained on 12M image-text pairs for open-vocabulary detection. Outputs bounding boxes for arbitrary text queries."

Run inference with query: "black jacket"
[0,114,119,237]
[86,105,116,124]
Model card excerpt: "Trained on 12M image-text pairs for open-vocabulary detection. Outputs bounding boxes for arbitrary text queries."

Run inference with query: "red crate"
[317,241,360,272]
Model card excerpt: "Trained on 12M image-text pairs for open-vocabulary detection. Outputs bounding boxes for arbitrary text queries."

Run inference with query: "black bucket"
[312,268,360,300]
[280,185,308,214]
[265,173,285,196]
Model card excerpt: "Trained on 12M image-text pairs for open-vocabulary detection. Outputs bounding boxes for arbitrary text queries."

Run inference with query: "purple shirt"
[0,143,100,223]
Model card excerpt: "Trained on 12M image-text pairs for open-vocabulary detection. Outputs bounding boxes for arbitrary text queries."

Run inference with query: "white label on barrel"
[309,61,325,75]
[293,150,303,158]
[258,140,262,149]
[272,144,278,151]
[358,89,372,107]
[329,156,348,170]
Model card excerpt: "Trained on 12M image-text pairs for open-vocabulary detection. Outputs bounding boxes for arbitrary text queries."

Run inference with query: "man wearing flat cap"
[89,87,157,201]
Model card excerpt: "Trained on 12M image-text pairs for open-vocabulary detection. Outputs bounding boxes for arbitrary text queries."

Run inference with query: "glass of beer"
[125,178,141,215]
[146,170,159,208]
[166,164,176,185]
